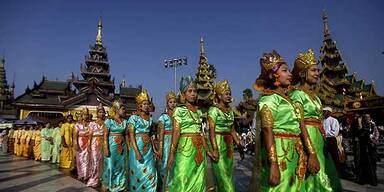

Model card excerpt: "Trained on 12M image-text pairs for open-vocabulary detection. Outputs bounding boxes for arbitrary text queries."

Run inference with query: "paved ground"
[0,153,383,192]
[233,153,384,192]
[0,154,96,192]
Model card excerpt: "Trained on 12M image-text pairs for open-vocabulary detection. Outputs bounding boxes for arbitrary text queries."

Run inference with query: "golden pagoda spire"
[96,17,103,45]
[322,10,331,39]
[200,37,206,56]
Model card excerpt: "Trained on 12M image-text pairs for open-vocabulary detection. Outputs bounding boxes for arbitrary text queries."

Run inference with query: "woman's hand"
[212,150,219,162]
[308,154,320,175]
[167,154,174,170]
[135,151,143,162]
[104,146,110,157]
[268,162,281,186]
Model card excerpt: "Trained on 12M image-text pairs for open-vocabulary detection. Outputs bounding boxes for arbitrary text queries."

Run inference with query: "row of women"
[94,76,242,192]
[4,123,62,163]
[98,49,341,192]
[3,48,342,192]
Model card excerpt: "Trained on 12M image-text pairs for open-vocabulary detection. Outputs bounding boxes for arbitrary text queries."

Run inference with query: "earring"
[273,74,281,87]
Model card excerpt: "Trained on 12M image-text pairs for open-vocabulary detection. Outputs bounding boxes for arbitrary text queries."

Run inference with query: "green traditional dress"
[169,105,206,192]
[258,91,307,192]
[41,127,52,161]
[290,88,340,192]
[51,127,61,164]
[208,106,235,192]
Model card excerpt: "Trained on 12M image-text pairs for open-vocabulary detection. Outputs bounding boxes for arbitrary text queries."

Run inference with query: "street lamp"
[164,56,187,92]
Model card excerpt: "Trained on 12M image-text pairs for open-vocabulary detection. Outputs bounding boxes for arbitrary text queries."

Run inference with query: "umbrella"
[15,116,45,125]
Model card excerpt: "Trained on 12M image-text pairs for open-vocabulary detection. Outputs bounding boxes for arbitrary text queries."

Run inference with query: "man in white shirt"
[323,107,340,138]
[323,106,341,174]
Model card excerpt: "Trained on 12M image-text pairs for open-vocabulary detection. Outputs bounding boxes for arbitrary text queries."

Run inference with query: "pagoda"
[15,18,142,121]
[195,37,216,109]
[67,18,115,108]
[0,57,16,120]
[317,11,378,116]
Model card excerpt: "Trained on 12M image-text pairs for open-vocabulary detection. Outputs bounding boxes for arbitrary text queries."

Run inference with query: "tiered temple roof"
[0,57,16,119]
[14,19,141,120]
[195,37,216,108]
[14,76,74,110]
[71,19,115,100]
[317,11,378,115]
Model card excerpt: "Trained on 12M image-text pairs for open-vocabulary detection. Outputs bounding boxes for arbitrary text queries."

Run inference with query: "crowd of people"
[333,112,381,186]
[0,48,381,192]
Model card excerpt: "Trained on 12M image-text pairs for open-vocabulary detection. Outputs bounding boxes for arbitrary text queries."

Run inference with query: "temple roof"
[14,77,72,108]
[120,87,141,98]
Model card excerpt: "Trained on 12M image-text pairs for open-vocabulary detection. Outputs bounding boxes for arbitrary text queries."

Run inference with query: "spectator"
[355,114,379,186]
[323,107,341,174]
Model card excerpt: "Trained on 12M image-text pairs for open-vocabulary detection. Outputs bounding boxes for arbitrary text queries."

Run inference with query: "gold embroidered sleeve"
[158,123,165,151]
[260,105,274,129]
[304,136,316,155]
[170,119,180,154]
[128,124,135,134]
[294,102,304,120]
[268,144,278,163]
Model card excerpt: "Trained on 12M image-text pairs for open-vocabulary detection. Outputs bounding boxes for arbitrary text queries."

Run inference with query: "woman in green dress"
[208,80,241,192]
[167,76,211,192]
[290,49,341,191]
[250,50,320,191]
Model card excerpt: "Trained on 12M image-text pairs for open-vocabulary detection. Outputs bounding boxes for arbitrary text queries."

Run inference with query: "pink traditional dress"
[87,121,104,187]
[75,122,91,180]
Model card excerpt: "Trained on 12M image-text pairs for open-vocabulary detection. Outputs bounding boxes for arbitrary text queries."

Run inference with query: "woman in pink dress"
[87,104,105,187]
[75,108,91,181]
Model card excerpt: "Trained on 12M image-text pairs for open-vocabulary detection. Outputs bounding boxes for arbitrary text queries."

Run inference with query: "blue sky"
[1,0,383,117]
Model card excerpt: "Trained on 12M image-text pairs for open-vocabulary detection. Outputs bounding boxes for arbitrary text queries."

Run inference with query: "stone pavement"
[0,154,96,192]
[233,153,384,192]
[1,153,383,192]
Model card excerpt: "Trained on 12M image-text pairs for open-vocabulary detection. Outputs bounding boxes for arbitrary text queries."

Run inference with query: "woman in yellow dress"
[60,114,75,169]
[13,128,20,156]
[20,127,27,157]
[33,125,42,161]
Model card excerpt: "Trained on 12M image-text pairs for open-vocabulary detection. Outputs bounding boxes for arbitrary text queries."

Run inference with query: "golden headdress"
[108,100,122,118]
[293,48,317,75]
[136,90,150,105]
[166,91,177,102]
[97,102,105,112]
[81,107,89,115]
[292,49,317,84]
[253,50,286,91]
[214,80,231,95]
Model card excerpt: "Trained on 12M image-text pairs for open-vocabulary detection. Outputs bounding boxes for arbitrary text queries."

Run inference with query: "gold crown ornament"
[108,100,122,118]
[254,50,287,91]
[166,91,177,102]
[293,48,317,74]
[214,80,231,95]
[97,102,105,112]
[81,107,89,116]
[291,48,318,85]
[136,90,150,105]
[260,50,286,73]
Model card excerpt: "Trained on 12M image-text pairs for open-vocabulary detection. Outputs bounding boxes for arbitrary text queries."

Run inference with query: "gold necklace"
[268,88,301,118]
[186,107,201,124]
[215,105,233,120]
